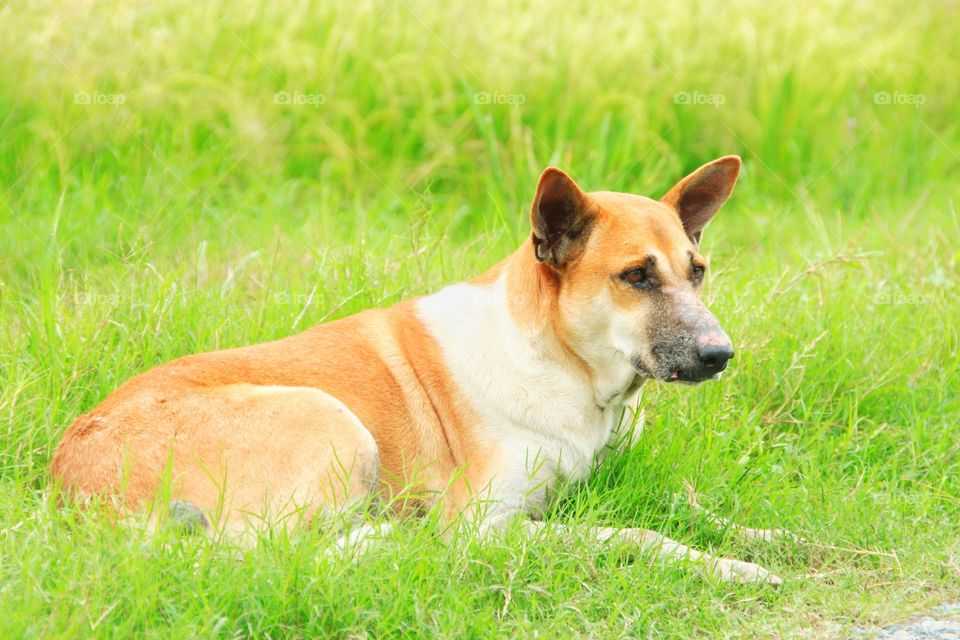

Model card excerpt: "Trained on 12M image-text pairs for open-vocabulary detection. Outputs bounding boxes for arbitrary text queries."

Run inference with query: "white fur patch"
[416,272,630,519]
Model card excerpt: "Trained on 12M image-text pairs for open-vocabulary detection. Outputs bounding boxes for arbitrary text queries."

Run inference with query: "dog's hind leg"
[54,384,381,545]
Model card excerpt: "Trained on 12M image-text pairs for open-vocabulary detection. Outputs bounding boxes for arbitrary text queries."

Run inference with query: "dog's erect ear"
[530,168,593,266]
[661,155,741,244]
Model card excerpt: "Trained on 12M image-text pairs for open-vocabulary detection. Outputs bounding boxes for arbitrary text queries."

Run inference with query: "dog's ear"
[530,168,594,266]
[661,155,741,244]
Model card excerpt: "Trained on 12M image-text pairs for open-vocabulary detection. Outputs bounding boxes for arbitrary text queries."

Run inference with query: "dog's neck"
[496,239,643,409]
[416,241,641,481]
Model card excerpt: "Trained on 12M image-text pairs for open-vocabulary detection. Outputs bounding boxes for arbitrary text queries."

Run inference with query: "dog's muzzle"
[695,336,734,374]
[637,331,735,384]
[676,333,734,382]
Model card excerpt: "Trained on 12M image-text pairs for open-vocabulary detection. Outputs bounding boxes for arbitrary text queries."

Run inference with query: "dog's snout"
[696,335,734,373]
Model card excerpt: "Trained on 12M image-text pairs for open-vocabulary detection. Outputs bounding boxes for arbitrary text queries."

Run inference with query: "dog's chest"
[484,403,618,481]
[416,279,622,500]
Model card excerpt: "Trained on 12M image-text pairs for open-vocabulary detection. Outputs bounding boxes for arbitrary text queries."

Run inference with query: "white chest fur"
[416,274,627,517]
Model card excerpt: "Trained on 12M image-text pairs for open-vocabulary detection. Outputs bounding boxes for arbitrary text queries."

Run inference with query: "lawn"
[1,0,958,637]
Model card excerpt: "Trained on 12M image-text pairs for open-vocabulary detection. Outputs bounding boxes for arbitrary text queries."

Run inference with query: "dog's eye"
[692,264,705,283]
[621,267,652,289]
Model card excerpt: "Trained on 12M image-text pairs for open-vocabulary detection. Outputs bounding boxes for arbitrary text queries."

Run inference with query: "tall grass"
[1,0,958,637]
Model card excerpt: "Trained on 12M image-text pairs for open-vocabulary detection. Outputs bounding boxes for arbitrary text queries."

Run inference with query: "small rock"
[866,605,960,639]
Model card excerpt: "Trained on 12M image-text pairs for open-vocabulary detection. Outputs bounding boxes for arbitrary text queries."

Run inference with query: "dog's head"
[530,156,740,388]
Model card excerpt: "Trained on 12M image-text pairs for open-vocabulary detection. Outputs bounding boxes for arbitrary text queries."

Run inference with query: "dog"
[51,155,782,584]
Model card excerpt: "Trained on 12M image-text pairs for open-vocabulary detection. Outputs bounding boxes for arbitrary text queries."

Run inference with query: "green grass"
[1,0,959,636]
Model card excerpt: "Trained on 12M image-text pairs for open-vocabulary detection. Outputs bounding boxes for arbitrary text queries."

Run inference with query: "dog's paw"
[708,557,783,586]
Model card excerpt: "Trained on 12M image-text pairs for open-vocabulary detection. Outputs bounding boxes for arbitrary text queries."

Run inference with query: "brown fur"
[52,301,490,532]
[52,156,742,540]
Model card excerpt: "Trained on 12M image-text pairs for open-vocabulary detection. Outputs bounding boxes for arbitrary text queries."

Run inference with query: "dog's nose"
[697,339,734,373]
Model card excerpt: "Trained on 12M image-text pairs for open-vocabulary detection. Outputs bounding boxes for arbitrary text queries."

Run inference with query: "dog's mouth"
[632,360,721,385]
[666,368,722,385]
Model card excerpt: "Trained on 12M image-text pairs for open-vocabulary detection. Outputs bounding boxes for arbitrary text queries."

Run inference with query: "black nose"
[697,342,734,373]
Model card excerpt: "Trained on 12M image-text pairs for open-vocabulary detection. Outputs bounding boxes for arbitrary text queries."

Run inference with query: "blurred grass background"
[0,0,958,637]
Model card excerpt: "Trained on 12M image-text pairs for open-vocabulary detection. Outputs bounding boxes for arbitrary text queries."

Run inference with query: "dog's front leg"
[683,481,803,544]
[522,521,782,585]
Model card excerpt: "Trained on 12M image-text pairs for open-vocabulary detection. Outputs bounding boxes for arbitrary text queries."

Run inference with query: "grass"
[1,0,958,636]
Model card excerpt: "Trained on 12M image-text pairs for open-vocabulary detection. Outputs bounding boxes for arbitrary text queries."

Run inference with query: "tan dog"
[52,156,782,584]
